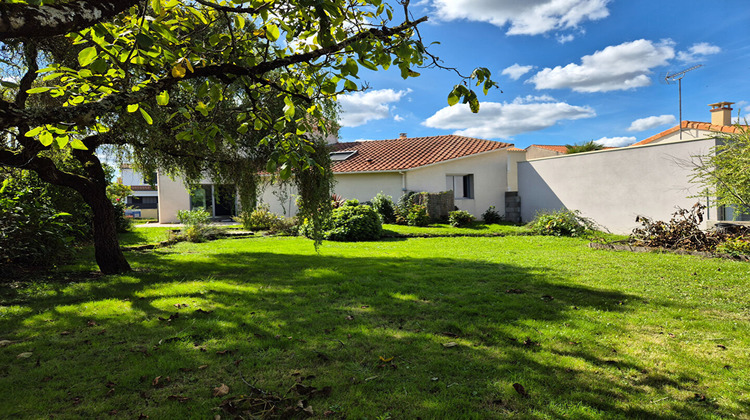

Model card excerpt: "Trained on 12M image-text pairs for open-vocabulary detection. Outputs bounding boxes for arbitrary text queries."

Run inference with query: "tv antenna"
[663,64,703,139]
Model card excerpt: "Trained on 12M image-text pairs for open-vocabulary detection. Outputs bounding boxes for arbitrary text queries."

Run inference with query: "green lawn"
[1,229,748,419]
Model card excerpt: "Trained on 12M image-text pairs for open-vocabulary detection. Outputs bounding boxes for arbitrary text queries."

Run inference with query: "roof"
[630,121,748,147]
[506,147,526,152]
[526,144,568,154]
[328,135,513,173]
[131,185,157,191]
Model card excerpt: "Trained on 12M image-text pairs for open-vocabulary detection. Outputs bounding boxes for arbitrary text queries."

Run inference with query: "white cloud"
[528,39,675,92]
[557,33,575,44]
[393,114,405,122]
[422,96,595,139]
[502,63,534,80]
[677,42,721,63]
[338,89,411,127]
[627,114,676,132]
[432,0,610,36]
[594,136,637,147]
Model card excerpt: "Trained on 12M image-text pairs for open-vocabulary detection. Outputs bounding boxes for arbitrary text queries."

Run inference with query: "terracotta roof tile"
[506,147,526,152]
[527,144,568,153]
[329,135,512,173]
[630,121,748,146]
[131,185,157,191]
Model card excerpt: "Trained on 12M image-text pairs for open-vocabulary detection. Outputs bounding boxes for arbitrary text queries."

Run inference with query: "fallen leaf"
[152,376,162,387]
[195,308,213,314]
[379,356,394,362]
[431,377,439,381]
[443,342,458,348]
[505,289,524,294]
[541,295,554,301]
[0,340,15,347]
[216,350,231,355]
[345,315,354,320]
[513,383,528,397]
[17,352,33,359]
[60,331,71,336]
[86,320,97,327]
[213,383,230,397]
[717,344,727,350]
[167,395,190,402]
[440,332,459,338]
[108,409,118,415]
[198,365,208,370]
[179,368,192,372]
[694,393,706,402]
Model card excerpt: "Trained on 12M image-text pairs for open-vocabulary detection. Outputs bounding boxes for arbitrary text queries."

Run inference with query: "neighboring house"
[518,101,748,234]
[120,165,159,219]
[258,134,520,220]
[525,144,568,160]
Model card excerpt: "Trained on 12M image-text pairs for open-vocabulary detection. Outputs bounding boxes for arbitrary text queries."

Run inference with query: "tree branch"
[0,0,140,41]
[0,16,428,131]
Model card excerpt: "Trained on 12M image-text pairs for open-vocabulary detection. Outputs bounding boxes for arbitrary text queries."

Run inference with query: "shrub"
[528,209,596,237]
[449,210,475,227]
[482,206,503,224]
[233,204,281,230]
[324,200,382,241]
[371,192,396,224]
[716,236,750,256]
[407,204,430,227]
[177,209,213,242]
[0,178,75,267]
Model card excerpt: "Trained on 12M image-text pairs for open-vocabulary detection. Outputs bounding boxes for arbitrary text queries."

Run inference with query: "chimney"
[399,133,407,139]
[709,101,734,126]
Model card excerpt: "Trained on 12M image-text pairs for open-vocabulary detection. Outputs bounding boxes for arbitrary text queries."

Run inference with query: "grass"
[382,221,529,237]
[1,228,748,419]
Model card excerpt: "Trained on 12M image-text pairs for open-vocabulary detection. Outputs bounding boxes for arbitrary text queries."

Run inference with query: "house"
[133,134,523,223]
[259,134,522,220]
[518,101,748,234]
[120,164,158,219]
[524,144,568,160]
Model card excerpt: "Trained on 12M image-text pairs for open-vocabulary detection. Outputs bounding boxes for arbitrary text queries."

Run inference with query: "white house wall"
[156,173,191,223]
[406,150,508,217]
[517,138,719,234]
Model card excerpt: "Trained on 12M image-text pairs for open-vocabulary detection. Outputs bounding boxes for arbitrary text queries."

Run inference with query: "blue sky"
[336,0,750,148]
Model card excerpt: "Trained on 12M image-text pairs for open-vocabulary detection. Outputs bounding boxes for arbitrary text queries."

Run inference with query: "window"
[330,150,357,161]
[446,174,474,199]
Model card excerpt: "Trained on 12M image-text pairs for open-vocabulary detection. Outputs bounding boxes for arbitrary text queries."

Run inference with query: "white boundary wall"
[518,138,719,234]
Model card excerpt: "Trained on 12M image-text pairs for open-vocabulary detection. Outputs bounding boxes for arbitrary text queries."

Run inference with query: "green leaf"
[139,108,154,124]
[156,91,170,106]
[283,97,295,120]
[135,33,154,49]
[78,46,98,67]
[70,139,88,150]
[127,104,139,113]
[265,24,280,42]
[344,80,357,91]
[196,102,209,117]
[266,159,277,173]
[447,88,460,106]
[24,126,44,137]
[39,131,53,146]
[55,135,70,149]
[26,86,52,94]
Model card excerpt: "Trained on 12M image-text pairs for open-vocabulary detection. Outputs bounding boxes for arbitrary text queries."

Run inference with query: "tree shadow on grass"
[0,246,732,419]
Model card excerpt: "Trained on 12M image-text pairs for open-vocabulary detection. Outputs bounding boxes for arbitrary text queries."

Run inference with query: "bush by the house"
[528,209,596,237]
[371,192,396,224]
[407,204,430,227]
[323,200,382,241]
[233,204,281,230]
[177,209,214,242]
[449,210,475,227]
[716,236,750,256]
[482,205,503,224]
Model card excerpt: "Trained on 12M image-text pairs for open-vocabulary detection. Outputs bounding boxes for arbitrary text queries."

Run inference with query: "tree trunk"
[80,182,132,274]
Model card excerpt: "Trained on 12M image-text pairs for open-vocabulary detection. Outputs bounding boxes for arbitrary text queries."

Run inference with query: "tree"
[565,140,604,154]
[690,126,750,217]
[0,0,497,274]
